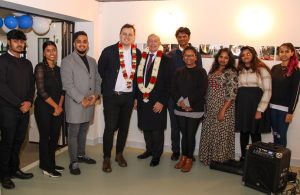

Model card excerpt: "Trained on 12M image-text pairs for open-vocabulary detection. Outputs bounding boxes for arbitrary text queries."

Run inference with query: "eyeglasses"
[241,52,252,57]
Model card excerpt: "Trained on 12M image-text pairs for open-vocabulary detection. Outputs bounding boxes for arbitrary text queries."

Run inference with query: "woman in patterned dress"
[199,48,238,165]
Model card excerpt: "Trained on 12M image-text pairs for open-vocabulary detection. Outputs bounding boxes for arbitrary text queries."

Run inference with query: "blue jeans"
[270,109,290,147]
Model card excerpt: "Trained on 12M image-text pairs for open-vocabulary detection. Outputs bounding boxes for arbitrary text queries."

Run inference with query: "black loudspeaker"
[243,142,291,194]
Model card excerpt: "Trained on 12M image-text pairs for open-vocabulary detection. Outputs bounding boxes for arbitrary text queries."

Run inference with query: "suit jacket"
[136,54,171,130]
[61,52,101,123]
[98,43,142,96]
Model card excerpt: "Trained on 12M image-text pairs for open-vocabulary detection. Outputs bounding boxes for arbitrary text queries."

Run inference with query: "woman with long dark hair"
[270,43,300,147]
[199,48,238,165]
[236,46,272,161]
[34,41,64,177]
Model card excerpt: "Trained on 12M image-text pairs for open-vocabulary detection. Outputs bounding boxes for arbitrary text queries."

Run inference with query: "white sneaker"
[42,170,62,178]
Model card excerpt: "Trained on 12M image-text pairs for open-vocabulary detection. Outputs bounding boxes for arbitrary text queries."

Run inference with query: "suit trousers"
[176,115,201,158]
[34,103,63,171]
[67,122,90,163]
[102,93,134,158]
[143,129,164,159]
[0,107,29,178]
[167,98,180,153]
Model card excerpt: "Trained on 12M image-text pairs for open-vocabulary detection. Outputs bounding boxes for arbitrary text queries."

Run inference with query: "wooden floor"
[1,144,299,195]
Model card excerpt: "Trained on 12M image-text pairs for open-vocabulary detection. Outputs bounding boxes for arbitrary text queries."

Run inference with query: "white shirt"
[115,48,133,92]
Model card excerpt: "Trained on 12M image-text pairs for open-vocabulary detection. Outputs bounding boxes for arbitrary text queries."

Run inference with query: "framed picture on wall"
[38,38,49,63]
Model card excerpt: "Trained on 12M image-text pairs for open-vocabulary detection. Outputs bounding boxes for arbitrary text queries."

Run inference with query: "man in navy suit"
[98,24,141,173]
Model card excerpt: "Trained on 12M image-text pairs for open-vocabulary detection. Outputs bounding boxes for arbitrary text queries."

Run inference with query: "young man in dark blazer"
[135,34,171,167]
[98,24,142,173]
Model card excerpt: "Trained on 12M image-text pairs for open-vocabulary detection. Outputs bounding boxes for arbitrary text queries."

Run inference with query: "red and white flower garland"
[118,43,137,88]
[137,45,163,103]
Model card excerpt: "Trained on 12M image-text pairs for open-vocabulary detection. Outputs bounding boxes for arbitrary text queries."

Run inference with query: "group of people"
[0,23,299,190]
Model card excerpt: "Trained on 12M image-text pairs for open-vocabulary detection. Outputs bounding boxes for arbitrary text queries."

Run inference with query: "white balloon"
[32,16,50,35]
[13,12,24,17]
[2,24,12,33]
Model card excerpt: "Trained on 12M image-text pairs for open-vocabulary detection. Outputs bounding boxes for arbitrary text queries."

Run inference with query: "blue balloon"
[17,15,33,29]
[4,16,18,29]
[0,18,3,28]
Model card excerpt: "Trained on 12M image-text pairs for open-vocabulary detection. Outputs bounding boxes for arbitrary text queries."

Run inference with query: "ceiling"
[96,0,162,1]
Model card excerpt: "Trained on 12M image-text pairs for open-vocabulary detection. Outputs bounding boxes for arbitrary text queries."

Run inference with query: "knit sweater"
[0,53,35,108]
[270,64,300,114]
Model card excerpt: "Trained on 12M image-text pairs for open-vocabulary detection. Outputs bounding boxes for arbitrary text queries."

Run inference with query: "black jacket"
[98,43,142,96]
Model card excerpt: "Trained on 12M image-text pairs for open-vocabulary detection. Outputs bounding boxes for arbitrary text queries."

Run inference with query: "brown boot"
[175,156,187,169]
[102,157,112,173]
[181,158,193,172]
[115,153,127,167]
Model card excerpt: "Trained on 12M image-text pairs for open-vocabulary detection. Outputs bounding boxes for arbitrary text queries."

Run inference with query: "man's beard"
[75,49,87,56]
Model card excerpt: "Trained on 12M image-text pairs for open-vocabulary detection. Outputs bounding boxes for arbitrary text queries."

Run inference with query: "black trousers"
[240,132,261,158]
[102,93,134,158]
[0,107,29,178]
[168,98,180,153]
[34,103,63,172]
[177,115,201,159]
[143,129,164,159]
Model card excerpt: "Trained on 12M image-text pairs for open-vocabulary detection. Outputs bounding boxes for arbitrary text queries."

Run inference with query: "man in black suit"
[135,34,171,167]
[0,30,35,189]
[98,24,141,173]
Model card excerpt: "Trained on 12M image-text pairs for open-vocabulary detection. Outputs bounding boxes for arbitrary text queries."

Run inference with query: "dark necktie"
[146,54,154,72]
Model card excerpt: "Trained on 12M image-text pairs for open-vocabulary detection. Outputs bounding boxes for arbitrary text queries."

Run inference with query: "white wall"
[95,0,300,166]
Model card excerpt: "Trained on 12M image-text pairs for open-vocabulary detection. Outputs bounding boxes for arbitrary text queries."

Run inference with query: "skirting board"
[86,138,300,167]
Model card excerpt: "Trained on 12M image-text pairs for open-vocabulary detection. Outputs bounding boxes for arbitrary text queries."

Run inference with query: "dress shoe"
[171,152,180,161]
[69,162,81,175]
[11,169,33,179]
[55,165,65,172]
[192,156,196,162]
[175,155,187,169]
[42,170,62,178]
[150,158,160,167]
[102,157,112,173]
[1,177,15,189]
[78,155,96,164]
[137,151,151,159]
[181,158,193,172]
[115,154,127,167]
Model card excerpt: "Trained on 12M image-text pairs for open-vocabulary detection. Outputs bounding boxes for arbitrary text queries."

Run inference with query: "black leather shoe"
[150,158,160,167]
[171,152,180,161]
[78,156,96,164]
[1,177,15,189]
[69,162,81,175]
[192,156,196,162]
[137,151,151,159]
[55,165,65,172]
[11,169,33,179]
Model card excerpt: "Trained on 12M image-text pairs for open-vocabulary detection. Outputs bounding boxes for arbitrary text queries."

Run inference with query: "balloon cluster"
[0,13,52,35]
